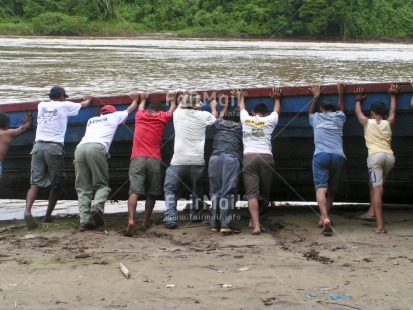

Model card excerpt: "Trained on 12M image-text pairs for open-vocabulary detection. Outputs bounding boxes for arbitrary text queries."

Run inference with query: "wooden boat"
[1,82,412,203]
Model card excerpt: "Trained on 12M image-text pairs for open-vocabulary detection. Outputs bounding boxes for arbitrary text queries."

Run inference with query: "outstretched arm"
[138,92,149,111]
[7,112,33,137]
[231,89,246,111]
[218,94,229,117]
[126,92,140,114]
[166,91,177,114]
[354,87,368,127]
[337,81,346,112]
[210,99,219,118]
[308,85,320,115]
[387,84,399,126]
[270,87,281,114]
[80,96,93,108]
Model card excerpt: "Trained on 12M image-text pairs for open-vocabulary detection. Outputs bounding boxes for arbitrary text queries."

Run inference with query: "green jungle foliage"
[0,0,412,39]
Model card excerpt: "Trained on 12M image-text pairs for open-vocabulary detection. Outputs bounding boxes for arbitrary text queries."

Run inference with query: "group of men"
[0,82,403,236]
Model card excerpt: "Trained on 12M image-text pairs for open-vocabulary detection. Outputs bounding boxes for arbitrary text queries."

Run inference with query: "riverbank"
[1,206,413,309]
[1,23,413,44]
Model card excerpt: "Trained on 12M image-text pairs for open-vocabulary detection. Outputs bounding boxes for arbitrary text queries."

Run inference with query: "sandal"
[359,213,376,222]
[374,227,387,234]
[136,220,152,232]
[322,219,333,236]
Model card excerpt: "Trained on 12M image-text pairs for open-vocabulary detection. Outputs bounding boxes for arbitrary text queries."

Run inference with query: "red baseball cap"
[101,105,117,115]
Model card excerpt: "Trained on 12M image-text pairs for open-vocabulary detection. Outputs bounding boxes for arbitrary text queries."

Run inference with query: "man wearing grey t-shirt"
[309,81,346,236]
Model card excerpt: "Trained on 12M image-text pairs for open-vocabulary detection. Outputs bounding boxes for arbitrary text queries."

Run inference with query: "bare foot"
[43,216,52,223]
[24,213,38,230]
[127,221,135,234]
[250,225,261,235]
[248,219,254,229]
[322,219,332,236]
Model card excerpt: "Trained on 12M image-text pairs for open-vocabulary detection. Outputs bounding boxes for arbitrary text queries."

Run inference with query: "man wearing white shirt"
[237,87,281,235]
[24,86,92,229]
[75,93,140,231]
[163,92,216,228]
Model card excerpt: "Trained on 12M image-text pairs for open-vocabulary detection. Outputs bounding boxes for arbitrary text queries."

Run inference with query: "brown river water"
[0,37,411,219]
[1,37,413,103]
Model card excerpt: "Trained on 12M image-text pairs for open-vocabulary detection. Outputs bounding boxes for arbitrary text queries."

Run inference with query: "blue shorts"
[312,153,346,191]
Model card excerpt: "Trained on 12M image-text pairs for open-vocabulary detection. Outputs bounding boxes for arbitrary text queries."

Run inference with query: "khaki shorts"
[367,152,395,187]
[30,141,65,188]
[242,153,275,202]
[129,157,162,196]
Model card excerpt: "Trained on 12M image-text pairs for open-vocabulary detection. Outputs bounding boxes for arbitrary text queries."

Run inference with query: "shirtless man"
[0,112,33,179]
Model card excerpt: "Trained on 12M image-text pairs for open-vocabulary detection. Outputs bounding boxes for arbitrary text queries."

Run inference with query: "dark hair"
[223,109,240,122]
[320,100,336,112]
[253,103,268,115]
[0,113,10,130]
[370,102,388,118]
[148,102,163,112]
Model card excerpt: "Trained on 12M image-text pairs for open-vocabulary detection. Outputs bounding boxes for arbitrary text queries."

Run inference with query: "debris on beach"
[120,263,130,278]
[165,284,175,288]
[219,283,233,288]
[303,249,334,264]
[237,267,250,272]
[75,253,91,259]
[261,297,277,306]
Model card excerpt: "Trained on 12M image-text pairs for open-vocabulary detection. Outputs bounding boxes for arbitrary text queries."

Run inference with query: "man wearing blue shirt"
[309,81,346,236]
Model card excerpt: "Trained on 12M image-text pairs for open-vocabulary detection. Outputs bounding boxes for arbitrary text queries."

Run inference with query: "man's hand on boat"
[309,85,321,99]
[80,96,93,108]
[22,111,33,124]
[337,80,347,94]
[166,91,177,102]
[230,89,247,98]
[217,93,229,107]
[354,88,366,102]
[270,86,282,99]
[140,92,150,101]
[129,91,140,101]
[387,84,400,96]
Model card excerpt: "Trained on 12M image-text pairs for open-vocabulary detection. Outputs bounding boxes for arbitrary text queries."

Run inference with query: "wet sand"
[1,205,413,309]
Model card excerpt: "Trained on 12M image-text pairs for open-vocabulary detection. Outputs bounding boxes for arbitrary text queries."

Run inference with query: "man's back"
[310,111,346,158]
[240,110,278,155]
[171,108,215,165]
[79,111,129,152]
[211,119,243,162]
[131,110,172,161]
[36,100,81,143]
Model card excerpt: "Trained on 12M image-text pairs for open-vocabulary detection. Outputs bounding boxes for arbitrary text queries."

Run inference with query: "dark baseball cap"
[49,86,68,99]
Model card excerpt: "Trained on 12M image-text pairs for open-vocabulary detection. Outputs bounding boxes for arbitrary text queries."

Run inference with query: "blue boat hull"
[2,82,412,203]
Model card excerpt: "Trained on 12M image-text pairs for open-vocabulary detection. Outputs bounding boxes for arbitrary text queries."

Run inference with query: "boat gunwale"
[1,82,412,113]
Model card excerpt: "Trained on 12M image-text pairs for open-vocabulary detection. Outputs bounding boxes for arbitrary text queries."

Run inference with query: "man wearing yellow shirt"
[354,84,399,234]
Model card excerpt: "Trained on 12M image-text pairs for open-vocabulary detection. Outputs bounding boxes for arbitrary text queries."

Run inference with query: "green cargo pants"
[74,143,111,224]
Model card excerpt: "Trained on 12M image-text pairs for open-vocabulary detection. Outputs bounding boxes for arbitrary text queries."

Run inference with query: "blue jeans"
[163,165,204,225]
[312,152,346,191]
[208,154,240,229]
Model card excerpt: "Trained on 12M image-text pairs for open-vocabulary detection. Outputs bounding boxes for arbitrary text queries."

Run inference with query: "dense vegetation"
[0,0,412,40]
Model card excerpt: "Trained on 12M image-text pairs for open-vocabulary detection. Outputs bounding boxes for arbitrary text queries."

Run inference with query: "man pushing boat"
[24,86,92,229]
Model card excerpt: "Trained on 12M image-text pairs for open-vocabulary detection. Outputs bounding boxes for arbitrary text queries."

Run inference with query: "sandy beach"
[1,205,413,310]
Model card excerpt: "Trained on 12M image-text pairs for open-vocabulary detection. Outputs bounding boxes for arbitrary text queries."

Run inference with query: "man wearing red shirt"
[126,91,177,235]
